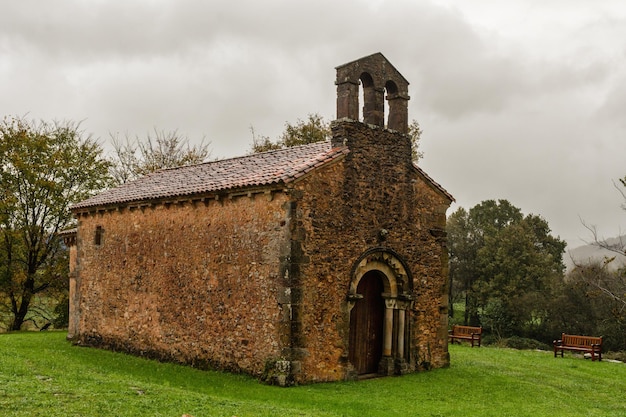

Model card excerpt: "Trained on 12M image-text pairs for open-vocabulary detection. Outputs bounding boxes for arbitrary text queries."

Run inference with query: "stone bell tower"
[335,52,410,133]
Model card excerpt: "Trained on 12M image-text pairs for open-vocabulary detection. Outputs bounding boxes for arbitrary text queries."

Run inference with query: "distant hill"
[565,236,626,271]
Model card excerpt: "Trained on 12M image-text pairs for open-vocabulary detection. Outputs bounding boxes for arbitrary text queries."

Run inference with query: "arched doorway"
[348,270,385,375]
[347,248,414,377]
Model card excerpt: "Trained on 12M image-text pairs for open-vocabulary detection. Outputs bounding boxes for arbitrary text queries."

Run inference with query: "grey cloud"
[1,0,626,248]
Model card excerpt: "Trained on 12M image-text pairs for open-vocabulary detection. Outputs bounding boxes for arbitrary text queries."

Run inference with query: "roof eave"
[412,164,455,203]
[70,182,289,215]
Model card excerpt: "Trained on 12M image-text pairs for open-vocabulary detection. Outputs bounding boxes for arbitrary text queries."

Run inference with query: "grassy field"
[1,332,625,417]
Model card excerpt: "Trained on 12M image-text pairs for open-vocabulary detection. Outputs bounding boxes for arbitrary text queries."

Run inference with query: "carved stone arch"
[348,247,412,308]
[347,248,414,376]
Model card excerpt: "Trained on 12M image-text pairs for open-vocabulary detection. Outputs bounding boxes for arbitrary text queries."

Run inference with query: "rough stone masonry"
[65,52,454,385]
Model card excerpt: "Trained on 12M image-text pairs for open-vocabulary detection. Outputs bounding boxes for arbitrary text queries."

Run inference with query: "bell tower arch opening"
[359,71,384,127]
[384,80,397,130]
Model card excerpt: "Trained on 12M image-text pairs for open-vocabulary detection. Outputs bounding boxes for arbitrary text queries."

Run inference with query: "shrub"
[52,296,69,329]
[503,336,551,351]
[605,351,626,362]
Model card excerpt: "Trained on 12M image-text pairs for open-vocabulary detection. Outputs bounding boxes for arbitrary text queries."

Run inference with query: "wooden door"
[349,271,385,375]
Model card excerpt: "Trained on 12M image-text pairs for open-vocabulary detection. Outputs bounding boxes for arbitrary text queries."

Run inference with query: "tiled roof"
[72,141,349,211]
[58,227,77,236]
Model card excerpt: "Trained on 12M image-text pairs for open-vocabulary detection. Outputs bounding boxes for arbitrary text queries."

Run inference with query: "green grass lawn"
[1,332,625,417]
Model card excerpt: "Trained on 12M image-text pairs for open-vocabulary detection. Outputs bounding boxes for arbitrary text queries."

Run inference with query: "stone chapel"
[65,53,454,385]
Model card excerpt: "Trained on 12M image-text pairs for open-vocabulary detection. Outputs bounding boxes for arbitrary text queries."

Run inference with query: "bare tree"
[572,259,626,310]
[577,175,626,307]
[109,129,211,185]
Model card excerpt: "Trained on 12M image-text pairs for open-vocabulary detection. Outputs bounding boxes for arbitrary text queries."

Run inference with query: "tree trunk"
[464,292,469,325]
[10,282,33,331]
[10,313,26,331]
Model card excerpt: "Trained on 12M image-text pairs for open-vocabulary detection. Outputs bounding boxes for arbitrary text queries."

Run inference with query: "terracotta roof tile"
[72,141,348,211]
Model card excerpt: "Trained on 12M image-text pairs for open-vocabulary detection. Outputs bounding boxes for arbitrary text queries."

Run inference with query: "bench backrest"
[452,325,482,335]
[561,333,602,347]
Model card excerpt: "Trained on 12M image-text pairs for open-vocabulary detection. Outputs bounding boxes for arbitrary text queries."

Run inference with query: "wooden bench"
[448,325,482,347]
[553,333,602,361]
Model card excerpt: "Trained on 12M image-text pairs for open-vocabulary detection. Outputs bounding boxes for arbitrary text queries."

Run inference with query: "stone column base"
[395,358,410,375]
[378,356,395,376]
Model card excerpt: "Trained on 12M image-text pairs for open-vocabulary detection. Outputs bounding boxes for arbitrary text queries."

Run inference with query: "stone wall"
[73,192,290,376]
[72,121,451,385]
[287,120,451,382]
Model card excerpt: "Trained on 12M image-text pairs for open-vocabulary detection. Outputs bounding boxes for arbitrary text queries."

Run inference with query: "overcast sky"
[2,0,625,249]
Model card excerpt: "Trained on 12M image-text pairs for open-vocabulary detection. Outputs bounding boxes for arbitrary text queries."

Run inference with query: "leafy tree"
[109,129,211,185]
[250,114,424,163]
[477,214,566,338]
[448,200,566,338]
[0,117,111,330]
[408,120,424,163]
[447,207,479,324]
[250,113,331,153]
[448,200,524,326]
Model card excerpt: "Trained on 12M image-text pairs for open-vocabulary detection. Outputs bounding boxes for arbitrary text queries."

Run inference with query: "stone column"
[336,80,359,120]
[387,93,409,133]
[396,308,405,359]
[395,296,413,375]
[379,295,396,375]
[363,87,385,127]
[383,297,395,357]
